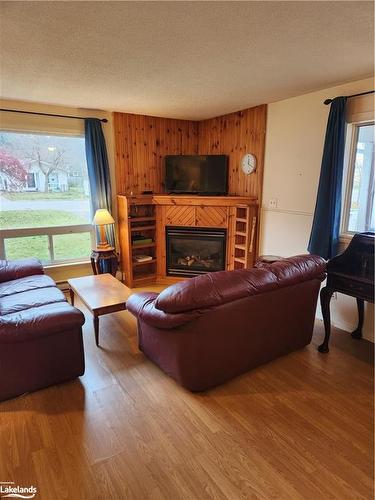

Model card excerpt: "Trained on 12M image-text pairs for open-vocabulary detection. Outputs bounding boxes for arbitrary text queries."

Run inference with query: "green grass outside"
[1,210,92,262]
[5,233,92,262]
[1,210,88,229]
[1,187,89,201]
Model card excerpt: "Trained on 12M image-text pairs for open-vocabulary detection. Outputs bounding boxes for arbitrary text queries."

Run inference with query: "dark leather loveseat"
[127,255,326,391]
[0,258,85,401]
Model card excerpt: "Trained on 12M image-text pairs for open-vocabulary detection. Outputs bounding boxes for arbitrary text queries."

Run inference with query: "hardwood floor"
[0,286,373,500]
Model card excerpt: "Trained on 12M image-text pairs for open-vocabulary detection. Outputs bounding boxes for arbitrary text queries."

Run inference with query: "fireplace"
[166,226,227,277]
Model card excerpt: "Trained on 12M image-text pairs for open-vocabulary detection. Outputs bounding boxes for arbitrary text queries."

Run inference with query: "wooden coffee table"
[68,274,132,347]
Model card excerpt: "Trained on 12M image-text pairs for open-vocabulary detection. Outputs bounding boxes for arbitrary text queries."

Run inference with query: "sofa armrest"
[0,302,85,343]
[0,259,44,283]
[126,292,202,329]
[255,254,326,283]
[127,292,159,316]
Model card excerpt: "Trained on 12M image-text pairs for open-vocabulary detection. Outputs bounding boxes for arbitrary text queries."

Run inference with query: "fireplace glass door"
[166,226,226,277]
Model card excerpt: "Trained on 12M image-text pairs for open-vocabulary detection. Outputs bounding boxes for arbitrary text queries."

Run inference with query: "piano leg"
[351,298,364,339]
[319,286,334,353]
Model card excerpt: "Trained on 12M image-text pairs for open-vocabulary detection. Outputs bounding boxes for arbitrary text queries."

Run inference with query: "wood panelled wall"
[114,113,198,194]
[198,105,267,197]
[113,104,267,198]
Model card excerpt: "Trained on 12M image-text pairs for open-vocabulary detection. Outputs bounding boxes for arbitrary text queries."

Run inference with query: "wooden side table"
[256,255,285,264]
[90,247,118,276]
[255,255,286,268]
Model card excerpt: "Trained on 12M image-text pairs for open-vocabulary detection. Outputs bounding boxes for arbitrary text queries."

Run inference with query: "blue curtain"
[85,118,115,246]
[308,97,347,259]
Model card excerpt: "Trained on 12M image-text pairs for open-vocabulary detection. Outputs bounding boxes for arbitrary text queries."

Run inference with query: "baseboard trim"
[329,318,374,343]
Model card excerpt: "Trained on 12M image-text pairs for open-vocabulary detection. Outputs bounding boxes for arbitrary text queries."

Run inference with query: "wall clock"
[241,153,256,175]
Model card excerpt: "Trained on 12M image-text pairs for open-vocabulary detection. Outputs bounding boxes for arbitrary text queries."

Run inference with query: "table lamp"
[92,209,115,250]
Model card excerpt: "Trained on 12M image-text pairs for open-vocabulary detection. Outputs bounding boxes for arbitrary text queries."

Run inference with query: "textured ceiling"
[1,1,374,120]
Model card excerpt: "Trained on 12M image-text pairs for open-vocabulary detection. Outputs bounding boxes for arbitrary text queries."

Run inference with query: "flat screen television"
[165,155,228,195]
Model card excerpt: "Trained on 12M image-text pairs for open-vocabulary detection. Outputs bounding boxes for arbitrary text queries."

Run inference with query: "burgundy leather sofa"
[127,255,326,391]
[0,258,85,402]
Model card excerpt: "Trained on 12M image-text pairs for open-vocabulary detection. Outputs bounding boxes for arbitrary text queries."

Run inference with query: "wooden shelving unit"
[130,225,156,232]
[118,194,258,286]
[132,243,156,250]
[118,195,157,287]
[132,259,157,267]
[233,205,257,270]
[129,216,156,223]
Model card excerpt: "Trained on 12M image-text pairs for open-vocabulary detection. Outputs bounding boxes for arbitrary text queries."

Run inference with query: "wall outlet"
[269,198,278,209]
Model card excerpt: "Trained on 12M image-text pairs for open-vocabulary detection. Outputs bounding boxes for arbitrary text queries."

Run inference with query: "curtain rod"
[0,108,108,123]
[324,89,374,105]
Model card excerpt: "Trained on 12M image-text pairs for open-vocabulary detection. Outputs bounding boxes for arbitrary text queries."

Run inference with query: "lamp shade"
[92,209,115,226]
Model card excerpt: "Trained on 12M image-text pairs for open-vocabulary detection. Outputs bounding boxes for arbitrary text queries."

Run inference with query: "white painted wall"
[260,77,374,342]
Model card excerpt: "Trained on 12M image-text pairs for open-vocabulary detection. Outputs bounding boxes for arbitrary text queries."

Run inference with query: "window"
[342,122,375,235]
[0,131,93,264]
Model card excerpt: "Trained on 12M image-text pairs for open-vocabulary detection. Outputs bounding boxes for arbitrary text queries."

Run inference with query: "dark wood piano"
[319,232,374,353]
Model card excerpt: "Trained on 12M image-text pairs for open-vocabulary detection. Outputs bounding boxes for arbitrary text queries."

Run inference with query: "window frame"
[0,128,94,265]
[340,119,375,239]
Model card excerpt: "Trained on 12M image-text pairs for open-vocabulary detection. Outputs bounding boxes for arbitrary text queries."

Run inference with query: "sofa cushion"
[155,255,326,314]
[0,275,57,298]
[0,302,85,343]
[0,287,66,315]
[0,259,86,343]
[0,258,44,283]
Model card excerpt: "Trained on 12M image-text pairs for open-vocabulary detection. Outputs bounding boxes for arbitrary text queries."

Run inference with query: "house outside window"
[341,122,375,236]
[0,131,94,264]
[26,172,37,189]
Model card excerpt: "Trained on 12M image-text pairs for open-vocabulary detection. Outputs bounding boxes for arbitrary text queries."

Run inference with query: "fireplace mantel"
[118,194,258,286]
[152,195,257,207]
